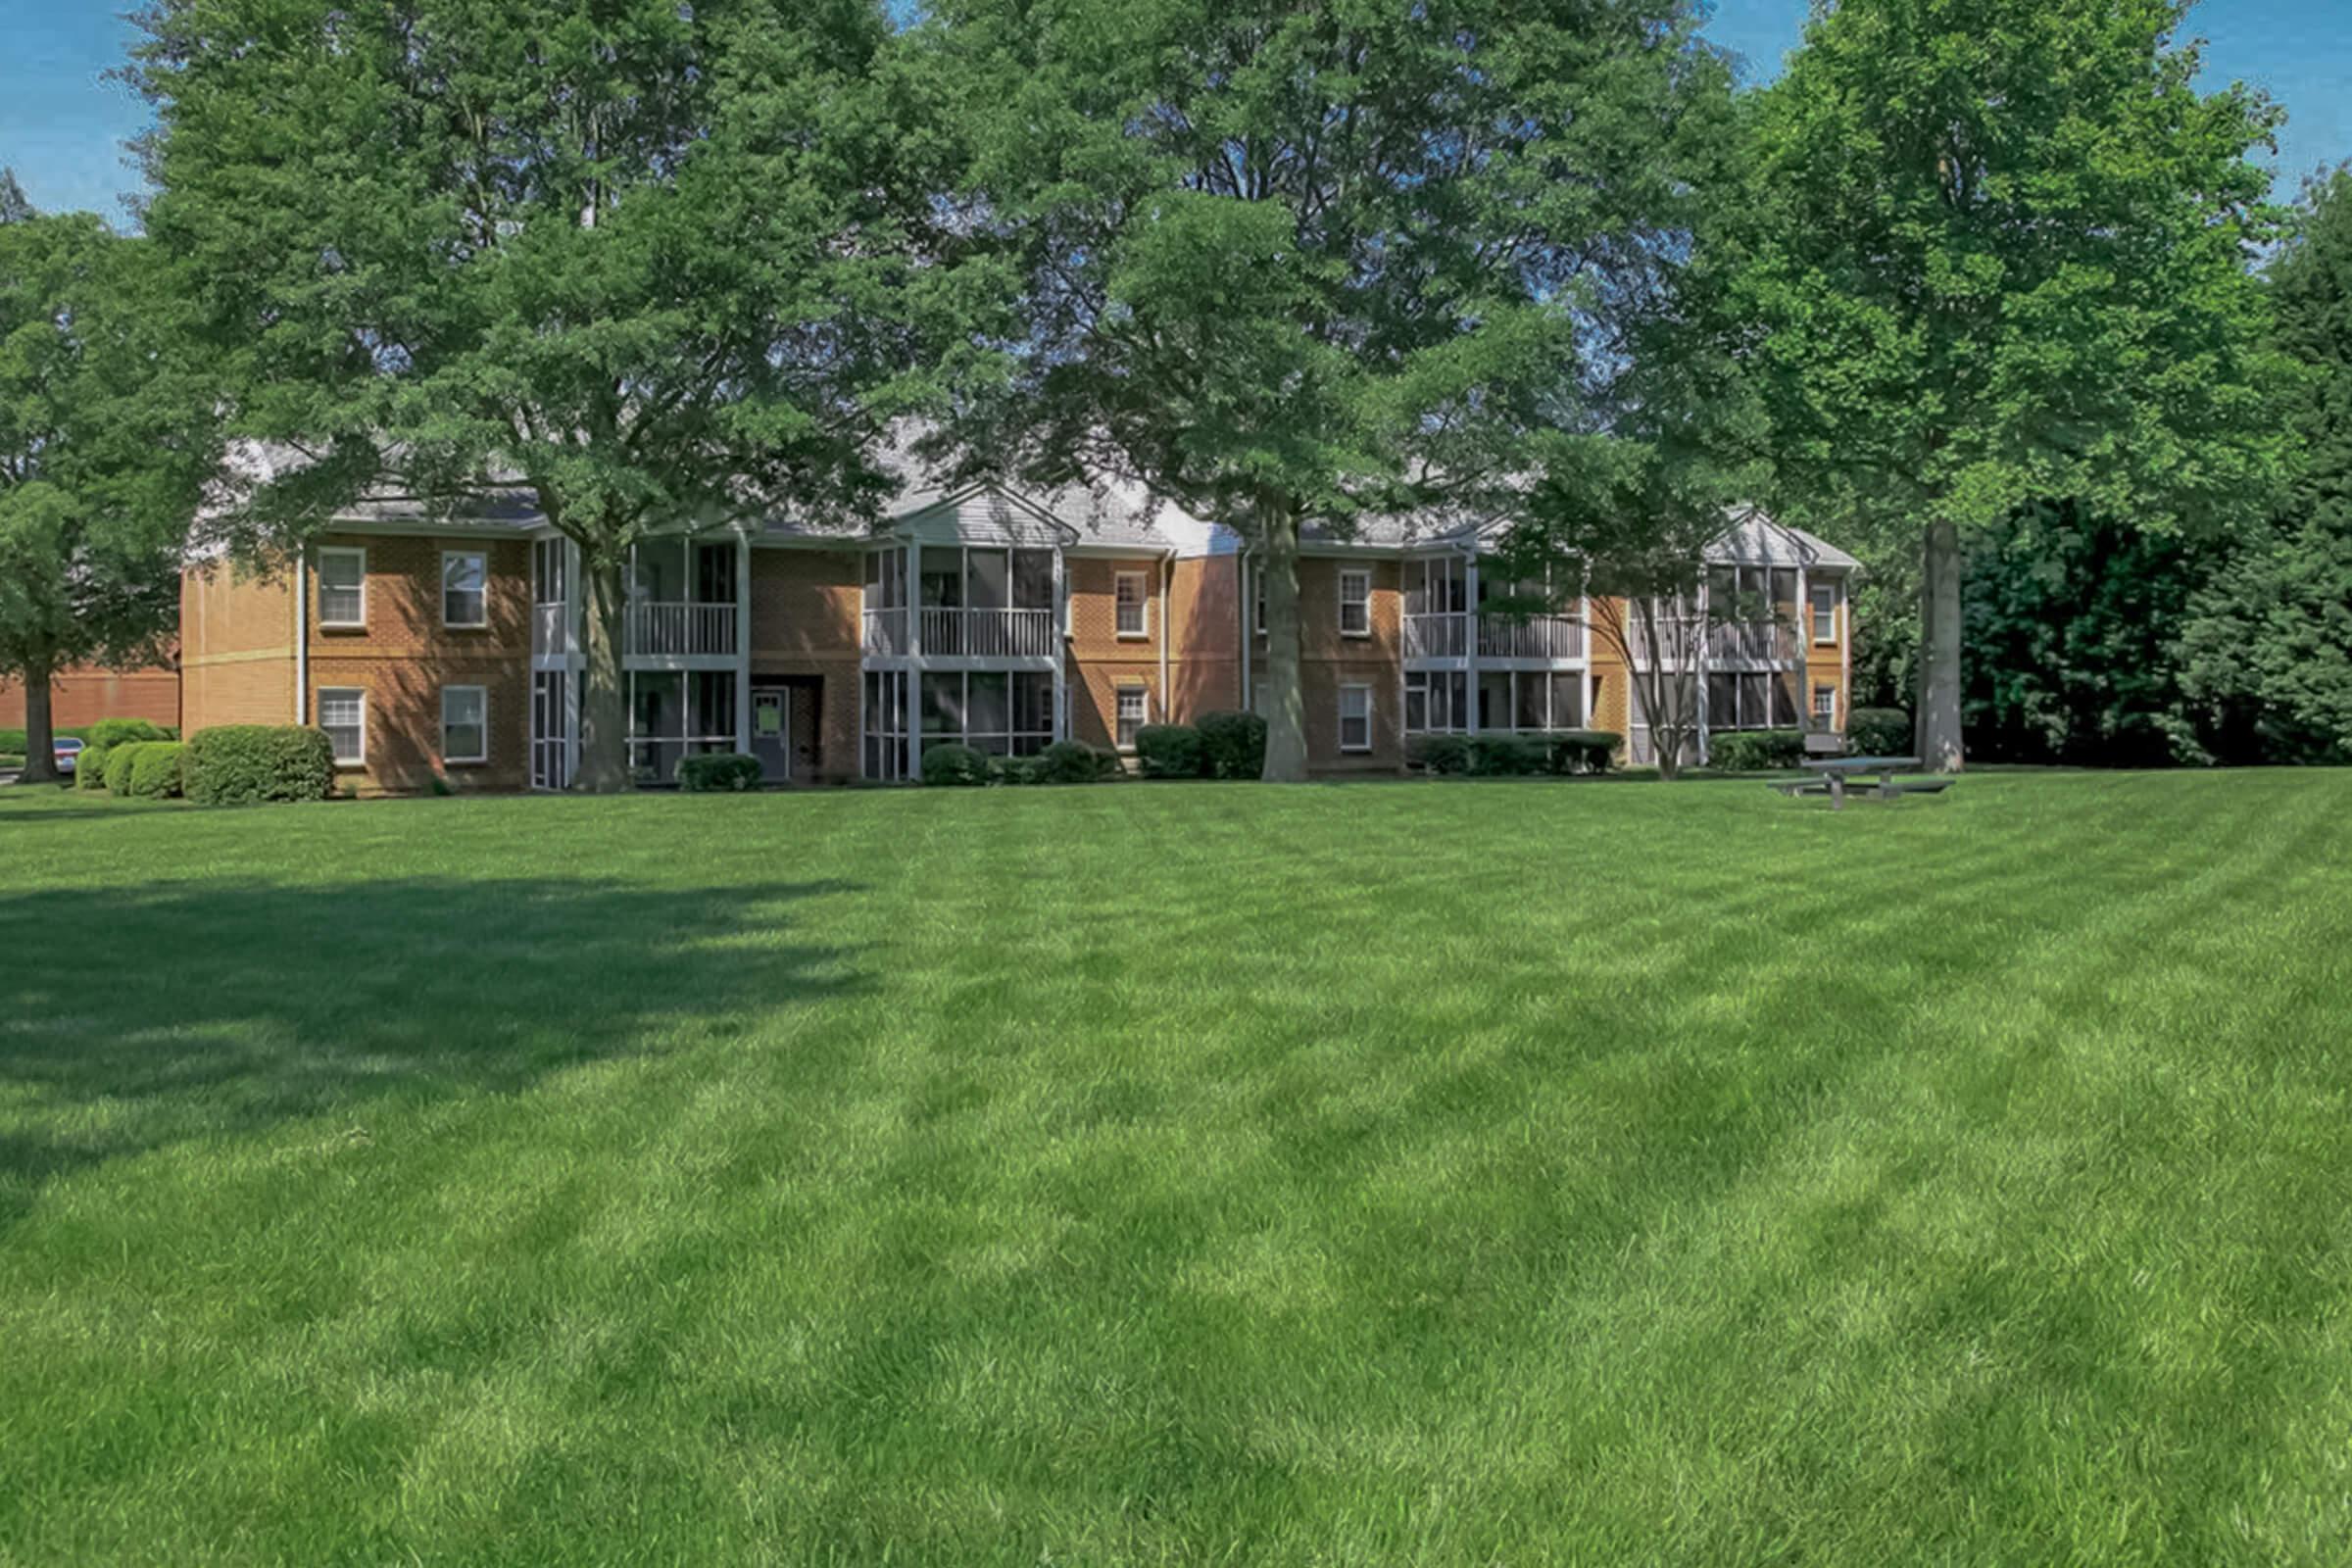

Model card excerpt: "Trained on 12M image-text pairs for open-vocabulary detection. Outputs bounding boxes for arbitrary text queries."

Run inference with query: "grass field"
[3,771,2349,1564]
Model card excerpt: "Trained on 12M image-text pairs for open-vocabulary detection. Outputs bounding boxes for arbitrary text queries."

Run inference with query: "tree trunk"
[1258,504,1308,782]
[574,552,631,793]
[17,661,59,785]
[1917,516,1965,772]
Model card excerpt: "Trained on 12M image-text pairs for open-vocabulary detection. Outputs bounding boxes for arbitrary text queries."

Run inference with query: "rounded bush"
[184,725,336,806]
[103,743,147,795]
[1410,734,1474,775]
[920,742,990,787]
[990,754,1045,786]
[677,752,763,792]
[85,717,174,750]
[1196,710,1268,779]
[1547,729,1621,774]
[1848,708,1912,756]
[76,742,113,791]
[1134,723,1205,778]
[1707,729,1806,772]
[1037,739,1113,784]
[124,742,187,800]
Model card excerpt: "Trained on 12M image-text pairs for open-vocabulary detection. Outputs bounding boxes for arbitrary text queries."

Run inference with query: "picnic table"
[1794,756,1949,809]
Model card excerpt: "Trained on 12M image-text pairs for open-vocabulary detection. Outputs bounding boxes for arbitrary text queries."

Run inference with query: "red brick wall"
[1066,555,1163,753]
[1,665,180,733]
[180,561,296,735]
[1248,557,1406,772]
[1166,555,1243,721]
[749,547,860,783]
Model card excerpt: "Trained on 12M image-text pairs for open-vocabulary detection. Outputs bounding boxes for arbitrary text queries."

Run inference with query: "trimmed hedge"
[1197,710,1267,779]
[102,744,146,794]
[76,742,114,790]
[990,754,1046,787]
[183,726,336,806]
[1039,739,1119,784]
[1410,730,1620,777]
[677,752,763,792]
[1135,723,1205,778]
[124,742,187,800]
[1848,707,1912,756]
[920,742,990,787]
[86,717,174,749]
[1707,729,1807,772]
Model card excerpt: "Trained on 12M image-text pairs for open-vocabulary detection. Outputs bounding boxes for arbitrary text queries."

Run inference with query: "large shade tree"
[919,0,1732,778]
[1724,0,2292,770]
[132,0,996,789]
[0,180,215,783]
[2179,167,2352,763]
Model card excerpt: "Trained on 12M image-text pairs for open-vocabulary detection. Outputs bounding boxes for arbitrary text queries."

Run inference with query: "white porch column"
[905,541,921,780]
[1462,550,1481,734]
[734,530,754,755]
[1052,544,1068,743]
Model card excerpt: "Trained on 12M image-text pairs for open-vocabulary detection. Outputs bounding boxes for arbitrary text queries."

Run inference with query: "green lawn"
[3,772,2349,1565]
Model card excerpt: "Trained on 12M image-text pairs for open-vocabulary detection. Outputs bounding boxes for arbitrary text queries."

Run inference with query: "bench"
[1796,756,1952,809]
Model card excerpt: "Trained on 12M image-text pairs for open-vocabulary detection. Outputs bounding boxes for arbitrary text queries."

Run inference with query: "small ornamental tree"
[131,0,998,791]
[1725,0,2294,771]
[920,0,1733,778]
[0,180,215,785]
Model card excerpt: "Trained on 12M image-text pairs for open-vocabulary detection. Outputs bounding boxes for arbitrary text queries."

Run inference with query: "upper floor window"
[443,550,488,628]
[1253,564,1266,638]
[1708,670,1799,731]
[1403,555,1469,616]
[1115,570,1148,638]
[1339,569,1371,637]
[317,547,367,628]
[1811,581,1838,643]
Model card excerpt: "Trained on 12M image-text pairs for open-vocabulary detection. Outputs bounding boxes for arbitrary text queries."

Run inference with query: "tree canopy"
[132,0,995,788]
[0,186,216,781]
[1725,0,2293,770]
[917,0,1733,777]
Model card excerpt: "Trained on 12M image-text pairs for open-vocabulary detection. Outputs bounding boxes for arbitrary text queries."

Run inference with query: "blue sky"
[2,0,2346,221]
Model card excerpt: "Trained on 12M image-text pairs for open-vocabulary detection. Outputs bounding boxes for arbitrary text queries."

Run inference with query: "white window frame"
[1813,683,1838,725]
[1114,684,1149,752]
[1339,682,1373,753]
[318,687,367,766]
[1114,569,1149,640]
[317,547,368,629]
[1338,568,1371,638]
[1252,563,1266,639]
[1811,581,1838,644]
[442,549,490,629]
[441,684,489,765]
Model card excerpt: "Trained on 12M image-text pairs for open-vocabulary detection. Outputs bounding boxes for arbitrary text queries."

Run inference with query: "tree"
[0,187,215,784]
[131,0,991,790]
[919,0,1732,779]
[1725,0,2292,771]
[2178,167,2352,763]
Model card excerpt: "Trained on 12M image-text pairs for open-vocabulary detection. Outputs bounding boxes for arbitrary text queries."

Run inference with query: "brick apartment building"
[2,664,181,736]
[178,452,1857,794]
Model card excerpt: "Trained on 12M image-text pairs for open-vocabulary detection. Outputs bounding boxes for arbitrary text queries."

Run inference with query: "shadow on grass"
[0,876,865,1225]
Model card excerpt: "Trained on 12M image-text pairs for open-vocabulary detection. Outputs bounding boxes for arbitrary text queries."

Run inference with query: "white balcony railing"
[916,606,1056,659]
[627,601,737,659]
[531,601,573,657]
[1403,612,1470,660]
[1476,614,1587,661]
[862,607,909,657]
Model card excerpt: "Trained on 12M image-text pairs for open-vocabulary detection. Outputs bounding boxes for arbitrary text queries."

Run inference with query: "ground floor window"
[628,670,736,784]
[1115,684,1148,751]
[1707,669,1800,731]
[318,687,366,764]
[1813,683,1838,726]
[864,669,909,780]
[531,670,572,790]
[1339,683,1372,752]
[1475,669,1587,733]
[916,670,1054,759]
[1404,670,1469,734]
[441,685,488,764]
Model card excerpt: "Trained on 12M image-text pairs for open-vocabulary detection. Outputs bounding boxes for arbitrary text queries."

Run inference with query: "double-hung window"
[317,548,367,628]
[1811,581,1838,643]
[442,685,488,764]
[1338,569,1371,637]
[1339,684,1373,753]
[1813,684,1838,725]
[318,688,367,765]
[1114,570,1148,639]
[443,550,488,628]
[1115,686,1149,751]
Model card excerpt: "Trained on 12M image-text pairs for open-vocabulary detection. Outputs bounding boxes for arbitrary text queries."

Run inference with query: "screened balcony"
[864,542,1058,662]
